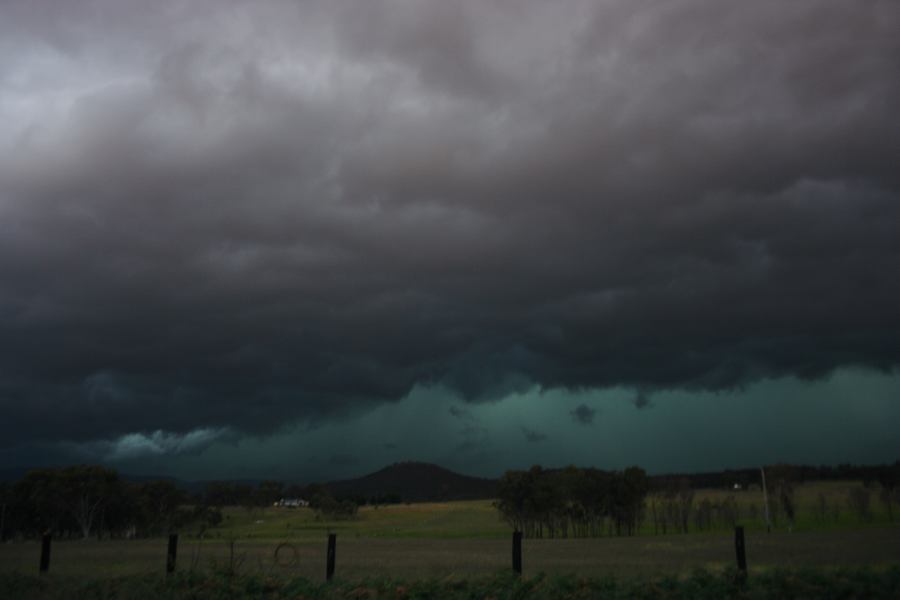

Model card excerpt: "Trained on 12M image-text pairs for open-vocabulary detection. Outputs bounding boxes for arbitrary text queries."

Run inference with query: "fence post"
[734,526,747,580]
[167,533,178,574]
[39,533,51,574]
[326,533,336,581]
[512,530,522,575]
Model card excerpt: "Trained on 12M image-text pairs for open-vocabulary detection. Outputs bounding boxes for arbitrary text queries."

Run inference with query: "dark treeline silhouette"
[653,461,900,491]
[645,477,740,534]
[495,465,649,538]
[0,466,386,540]
[0,465,219,541]
[1,461,897,541]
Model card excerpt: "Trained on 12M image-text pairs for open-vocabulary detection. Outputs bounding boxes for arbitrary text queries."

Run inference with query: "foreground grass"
[2,567,899,600]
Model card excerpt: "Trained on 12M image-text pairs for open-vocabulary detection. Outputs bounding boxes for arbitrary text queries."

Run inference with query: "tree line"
[495,465,649,538]
[653,461,900,491]
[0,466,210,540]
[496,462,899,539]
[0,466,377,541]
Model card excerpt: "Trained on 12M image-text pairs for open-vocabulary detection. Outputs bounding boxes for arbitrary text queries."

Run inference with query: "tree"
[315,496,358,520]
[61,465,121,539]
[847,486,872,522]
[674,478,694,534]
[204,481,238,507]
[256,480,285,507]
[877,462,899,522]
[13,468,71,536]
[133,480,186,536]
[494,465,647,538]
[766,464,797,531]
[813,492,826,522]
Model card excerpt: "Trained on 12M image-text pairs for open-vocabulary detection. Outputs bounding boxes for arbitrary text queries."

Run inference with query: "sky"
[0,0,898,482]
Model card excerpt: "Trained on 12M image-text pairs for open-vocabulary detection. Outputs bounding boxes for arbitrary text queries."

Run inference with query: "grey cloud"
[570,404,596,425]
[0,0,898,451]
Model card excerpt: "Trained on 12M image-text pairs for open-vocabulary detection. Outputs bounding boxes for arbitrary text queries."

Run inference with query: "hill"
[326,461,498,502]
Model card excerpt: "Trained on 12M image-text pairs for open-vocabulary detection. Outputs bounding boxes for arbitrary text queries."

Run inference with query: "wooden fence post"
[326,533,336,581]
[167,533,178,574]
[512,530,522,575]
[39,533,51,574]
[734,526,747,580]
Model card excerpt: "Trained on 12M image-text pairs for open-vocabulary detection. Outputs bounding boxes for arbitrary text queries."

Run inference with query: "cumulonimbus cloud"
[0,0,898,449]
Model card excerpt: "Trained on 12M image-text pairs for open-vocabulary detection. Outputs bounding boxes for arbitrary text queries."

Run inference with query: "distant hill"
[325,461,498,502]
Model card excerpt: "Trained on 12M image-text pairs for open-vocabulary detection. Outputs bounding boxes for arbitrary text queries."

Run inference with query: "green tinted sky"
[108,367,899,481]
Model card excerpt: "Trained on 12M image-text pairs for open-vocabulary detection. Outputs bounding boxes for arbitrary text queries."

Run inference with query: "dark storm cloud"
[570,404,596,425]
[522,428,548,444]
[1,0,899,450]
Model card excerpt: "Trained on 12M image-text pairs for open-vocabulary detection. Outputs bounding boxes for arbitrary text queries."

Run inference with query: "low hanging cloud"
[0,0,898,452]
[90,427,236,461]
[633,391,653,410]
[570,404,597,425]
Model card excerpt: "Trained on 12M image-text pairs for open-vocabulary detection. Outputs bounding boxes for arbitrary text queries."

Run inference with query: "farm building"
[274,498,309,508]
